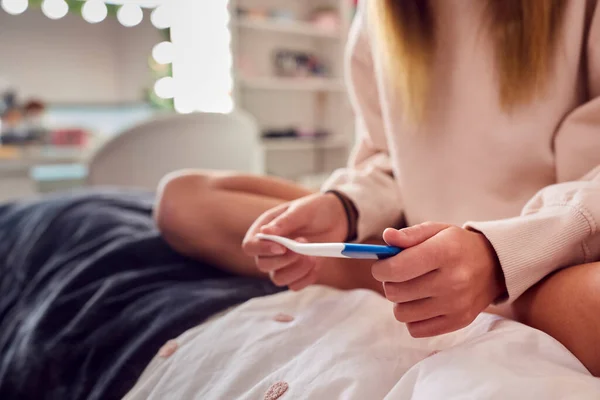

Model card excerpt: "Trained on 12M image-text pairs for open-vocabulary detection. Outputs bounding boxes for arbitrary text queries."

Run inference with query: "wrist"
[325,190,358,242]
[477,232,508,302]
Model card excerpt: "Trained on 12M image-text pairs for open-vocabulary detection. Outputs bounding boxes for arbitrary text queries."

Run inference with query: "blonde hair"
[371,0,567,122]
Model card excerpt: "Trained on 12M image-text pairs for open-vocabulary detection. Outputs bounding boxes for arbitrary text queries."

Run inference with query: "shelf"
[239,77,346,92]
[234,18,341,39]
[261,137,348,151]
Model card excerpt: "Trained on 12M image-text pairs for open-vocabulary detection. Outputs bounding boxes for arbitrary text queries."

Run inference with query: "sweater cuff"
[464,206,591,303]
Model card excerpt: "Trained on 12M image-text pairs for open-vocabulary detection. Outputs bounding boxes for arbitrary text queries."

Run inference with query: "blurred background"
[0,0,358,201]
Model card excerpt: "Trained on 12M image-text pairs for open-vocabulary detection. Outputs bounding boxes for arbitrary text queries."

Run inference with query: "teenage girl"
[155,0,600,375]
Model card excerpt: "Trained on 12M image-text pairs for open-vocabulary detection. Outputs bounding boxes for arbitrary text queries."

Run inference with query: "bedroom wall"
[0,8,161,104]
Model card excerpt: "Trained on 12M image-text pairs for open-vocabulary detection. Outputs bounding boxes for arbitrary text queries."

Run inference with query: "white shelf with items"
[230,0,356,183]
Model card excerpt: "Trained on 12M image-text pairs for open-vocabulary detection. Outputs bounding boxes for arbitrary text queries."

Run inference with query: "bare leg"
[511,262,600,376]
[155,170,382,292]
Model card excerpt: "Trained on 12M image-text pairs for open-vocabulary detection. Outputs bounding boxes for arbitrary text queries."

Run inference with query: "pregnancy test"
[256,234,402,260]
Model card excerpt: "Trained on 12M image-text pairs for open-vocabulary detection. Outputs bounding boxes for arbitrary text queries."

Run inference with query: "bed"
[1,190,598,400]
[124,286,600,399]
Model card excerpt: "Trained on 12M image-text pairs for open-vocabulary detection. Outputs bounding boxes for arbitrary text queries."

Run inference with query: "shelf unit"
[230,0,355,185]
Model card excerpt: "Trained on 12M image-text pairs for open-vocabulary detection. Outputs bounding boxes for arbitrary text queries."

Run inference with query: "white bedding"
[125,286,600,399]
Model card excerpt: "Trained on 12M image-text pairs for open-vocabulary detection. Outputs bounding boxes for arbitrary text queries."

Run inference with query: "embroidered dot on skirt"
[158,340,179,358]
[264,381,289,400]
[273,313,294,323]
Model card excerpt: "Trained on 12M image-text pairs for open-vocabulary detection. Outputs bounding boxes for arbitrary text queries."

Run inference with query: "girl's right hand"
[242,192,348,290]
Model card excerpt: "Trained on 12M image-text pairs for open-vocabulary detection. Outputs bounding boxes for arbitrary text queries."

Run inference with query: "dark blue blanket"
[0,189,281,400]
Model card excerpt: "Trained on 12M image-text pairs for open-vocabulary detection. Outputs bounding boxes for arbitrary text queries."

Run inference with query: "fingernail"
[270,245,285,255]
[262,224,278,234]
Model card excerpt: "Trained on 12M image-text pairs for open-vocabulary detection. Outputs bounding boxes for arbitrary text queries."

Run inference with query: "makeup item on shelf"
[245,8,268,20]
[261,128,330,140]
[270,9,296,22]
[309,7,340,32]
[262,128,297,139]
[23,100,49,144]
[296,128,329,139]
[0,99,25,143]
[51,129,88,147]
[273,49,328,78]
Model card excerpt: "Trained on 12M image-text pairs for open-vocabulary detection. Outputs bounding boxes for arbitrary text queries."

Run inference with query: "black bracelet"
[325,190,358,242]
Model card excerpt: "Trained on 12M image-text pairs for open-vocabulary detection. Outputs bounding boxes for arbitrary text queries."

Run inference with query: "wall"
[114,15,162,103]
[0,8,161,104]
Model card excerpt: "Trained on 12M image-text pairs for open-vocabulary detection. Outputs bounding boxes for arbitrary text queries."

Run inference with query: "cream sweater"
[323,0,600,301]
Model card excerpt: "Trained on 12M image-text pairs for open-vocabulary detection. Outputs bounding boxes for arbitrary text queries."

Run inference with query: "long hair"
[371,0,567,122]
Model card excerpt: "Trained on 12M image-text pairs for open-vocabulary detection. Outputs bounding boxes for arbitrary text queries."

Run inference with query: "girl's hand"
[372,222,507,338]
[242,193,348,291]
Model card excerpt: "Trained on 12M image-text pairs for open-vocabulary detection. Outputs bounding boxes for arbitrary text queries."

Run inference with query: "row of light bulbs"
[0,0,171,29]
[2,0,176,100]
[2,0,233,112]
[152,40,174,99]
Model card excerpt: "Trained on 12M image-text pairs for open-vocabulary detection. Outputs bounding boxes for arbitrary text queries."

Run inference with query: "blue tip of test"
[341,243,402,260]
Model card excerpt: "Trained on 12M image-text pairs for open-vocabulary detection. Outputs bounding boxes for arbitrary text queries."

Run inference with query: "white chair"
[87,110,263,190]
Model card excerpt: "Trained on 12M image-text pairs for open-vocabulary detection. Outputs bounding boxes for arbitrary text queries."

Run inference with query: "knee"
[513,262,600,376]
[512,262,600,321]
[154,170,230,251]
[156,171,205,231]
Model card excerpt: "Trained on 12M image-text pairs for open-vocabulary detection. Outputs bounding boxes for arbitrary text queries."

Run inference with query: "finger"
[243,205,288,255]
[261,207,306,236]
[383,222,451,248]
[255,252,301,273]
[393,298,446,324]
[288,268,319,291]
[406,312,473,338]
[383,270,442,303]
[372,238,444,283]
[269,258,315,287]
[243,237,286,257]
[256,237,309,272]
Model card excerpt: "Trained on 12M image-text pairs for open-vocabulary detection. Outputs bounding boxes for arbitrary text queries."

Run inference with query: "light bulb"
[117,4,143,28]
[154,77,175,100]
[1,0,28,15]
[152,41,174,65]
[174,104,194,114]
[81,0,107,24]
[41,0,68,20]
[150,5,170,29]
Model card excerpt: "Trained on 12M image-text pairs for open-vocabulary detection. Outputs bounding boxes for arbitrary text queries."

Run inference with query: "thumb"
[383,222,451,248]
[262,206,306,236]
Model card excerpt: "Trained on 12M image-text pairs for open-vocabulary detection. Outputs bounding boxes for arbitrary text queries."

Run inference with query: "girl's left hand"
[372,222,507,338]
